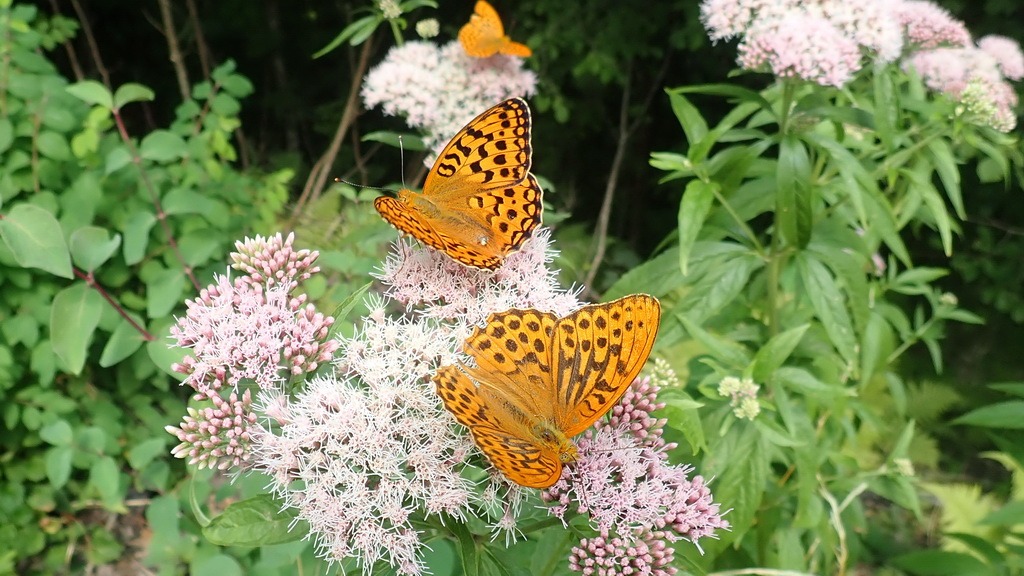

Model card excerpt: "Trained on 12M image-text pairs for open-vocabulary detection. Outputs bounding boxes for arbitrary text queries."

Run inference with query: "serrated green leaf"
[777,134,812,248]
[0,204,72,278]
[797,254,857,366]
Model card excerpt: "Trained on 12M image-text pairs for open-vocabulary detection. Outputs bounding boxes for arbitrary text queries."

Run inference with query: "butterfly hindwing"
[434,364,562,488]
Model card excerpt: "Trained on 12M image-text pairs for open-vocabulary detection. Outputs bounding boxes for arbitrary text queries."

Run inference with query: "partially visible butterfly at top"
[459,0,532,58]
[373,97,543,270]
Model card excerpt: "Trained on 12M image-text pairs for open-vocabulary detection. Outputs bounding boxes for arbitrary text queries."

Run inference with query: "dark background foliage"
[7,0,1024,572]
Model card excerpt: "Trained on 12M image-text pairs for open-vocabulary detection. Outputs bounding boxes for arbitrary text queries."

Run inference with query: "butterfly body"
[374,98,542,270]
[435,295,661,488]
[459,0,532,58]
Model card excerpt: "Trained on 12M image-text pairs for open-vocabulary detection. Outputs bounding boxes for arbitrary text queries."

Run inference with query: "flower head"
[738,11,862,87]
[718,375,761,420]
[894,0,971,49]
[362,41,537,164]
[168,233,337,470]
[978,35,1024,81]
[904,46,1019,132]
[544,377,730,574]
[415,18,440,39]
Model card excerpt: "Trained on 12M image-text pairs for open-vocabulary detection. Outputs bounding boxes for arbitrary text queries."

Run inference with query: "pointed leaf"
[70,226,121,272]
[0,204,72,278]
[50,283,104,374]
[203,494,306,546]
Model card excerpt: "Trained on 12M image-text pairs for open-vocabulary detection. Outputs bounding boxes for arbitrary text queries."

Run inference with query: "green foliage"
[626,55,1018,573]
[0,4,294,573]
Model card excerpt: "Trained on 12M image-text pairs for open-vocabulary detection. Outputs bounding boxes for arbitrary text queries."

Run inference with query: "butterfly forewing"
[424,98,532,194]
[374,97,541,270]
[554,295,662,437]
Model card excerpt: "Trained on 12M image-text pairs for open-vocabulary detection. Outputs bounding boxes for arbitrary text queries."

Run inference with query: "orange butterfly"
[374,98,543,270]
[434,295,662,488]
[458,0,532,58]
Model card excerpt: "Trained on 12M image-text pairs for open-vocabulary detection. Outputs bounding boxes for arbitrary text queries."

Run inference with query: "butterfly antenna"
[332,176,390,192]
[398,134,407,189]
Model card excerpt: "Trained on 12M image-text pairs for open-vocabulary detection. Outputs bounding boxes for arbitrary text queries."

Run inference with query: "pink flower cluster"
[701,0,1022,130]
[361,41,537,164]
[905,42,1020,131]
[543,378,730,575]
[166,233,337,470]
[701,0,904,86]
[894,0,971,49]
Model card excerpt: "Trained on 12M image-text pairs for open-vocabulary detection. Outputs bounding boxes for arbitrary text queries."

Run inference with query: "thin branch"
[68,0,110,88]
[581,56,672,298]
[290,36,376,222]
[45,0,85,80]
[184,0,212,79]
[156,0,190,101]
[74,269,155,341]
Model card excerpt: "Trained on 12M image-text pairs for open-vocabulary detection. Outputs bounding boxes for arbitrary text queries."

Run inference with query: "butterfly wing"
[498,40,532,58]
[435,365,563,488]
[461,307,558,415]
[375,98,541,270]
[425,97,532,194]
[459,0,506,57]
[553,294,661,437]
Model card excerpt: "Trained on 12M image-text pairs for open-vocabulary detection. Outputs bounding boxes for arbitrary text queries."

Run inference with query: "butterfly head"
[533,421,578,463]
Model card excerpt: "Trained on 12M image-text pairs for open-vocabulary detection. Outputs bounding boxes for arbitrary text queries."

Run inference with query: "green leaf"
[46,446,73,488]
[39,420,73,445]
[667,90,708,149]
[604,247,684,300]
[777,134,812,248]
[980,500,1024,526]
[328,282,372,337]
[905,165,954,256]
[140,130,188,162]
[90,456,122,507]
[113,83,155,109]
[659,388,706,453]
[191,555,243,576]
[0,204,73,278]
[146,267,186,318]
[450,519,482,576]
[122,210,156,265]
[890,550,995,576]
[676,252,762,324]
[66,80,113,109]
[0,117,14,154]
[104,146,132,174]
[50,283,104,374]
[797,254,857,366]
[703,423,769,544]
[314,15,381,57]
[126,437,167,471]
[36,131,71,160]
[677,180,716,275]
[203,494,307,546]
[148,321,188,378]
[69,226,121,272]
[675,314,751,367]
[362,130,426,151]
[953,400,1024,429]
[751,324,809,383]
[99,314,147,367]
[925,139,964,219]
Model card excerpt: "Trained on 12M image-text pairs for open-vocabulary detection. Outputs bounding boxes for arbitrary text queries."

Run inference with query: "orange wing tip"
[501,41,532,58]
